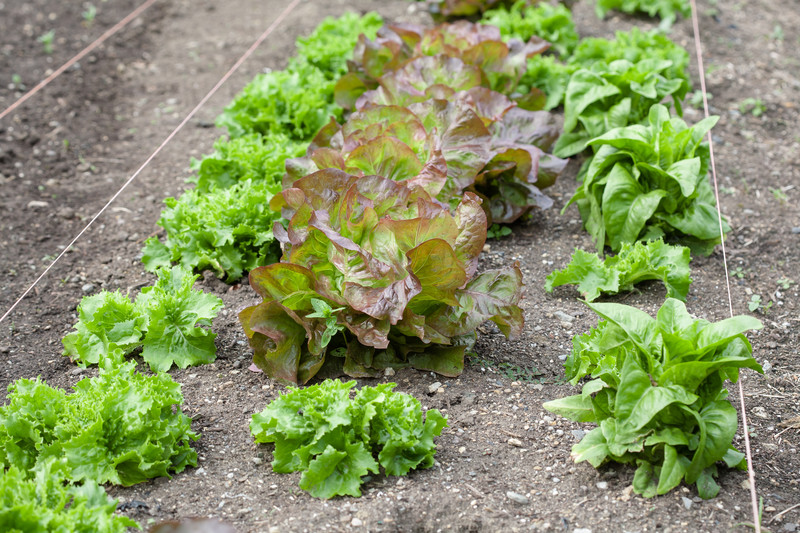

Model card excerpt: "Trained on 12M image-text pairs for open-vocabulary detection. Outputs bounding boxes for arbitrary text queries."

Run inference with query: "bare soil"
[0,0,798,532]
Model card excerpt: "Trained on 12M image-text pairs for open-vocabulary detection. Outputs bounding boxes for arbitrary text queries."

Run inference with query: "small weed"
[731,266,748,279]
[467,354,541,383]
[11,73,24,89]
[770,187,788,203]
[748,294,772,314]
[738,98,766,117]
[777,277,794,290]
[770,24,784,42]
[736,497,772,533]
[487,224,512,240]
[689,90,713,109]
[82,3,97,26]
[38,30,55,54]
[719,186,736,196]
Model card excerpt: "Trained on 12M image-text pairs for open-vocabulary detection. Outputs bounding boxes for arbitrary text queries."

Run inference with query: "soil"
[0,0,798,532]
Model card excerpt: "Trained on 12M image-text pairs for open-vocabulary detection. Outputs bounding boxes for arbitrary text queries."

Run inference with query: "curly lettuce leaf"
[545,239,692,301]
[483,0,579,57]
[0,461,139,532]
[250,380,446,498]
[0,360,198,487]
[62,267,222,372]
[596,0,691,30]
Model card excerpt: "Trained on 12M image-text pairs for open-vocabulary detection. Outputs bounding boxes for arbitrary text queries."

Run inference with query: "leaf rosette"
[564,104,725,255]
[544,298,763,499]
[240,170,524,384]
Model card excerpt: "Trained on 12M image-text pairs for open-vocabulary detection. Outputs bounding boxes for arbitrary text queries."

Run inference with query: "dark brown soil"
[0,0,798,532]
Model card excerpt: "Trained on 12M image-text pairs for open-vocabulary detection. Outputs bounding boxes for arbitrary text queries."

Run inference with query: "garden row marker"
[0,0,159,123]
[0,0,303,325]
[688,0,760,530]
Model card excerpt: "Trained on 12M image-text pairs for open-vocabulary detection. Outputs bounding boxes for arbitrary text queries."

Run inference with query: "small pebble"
[508,438,523,447]
[791,227,800,234]
[682,496,693,509]
[384,367,395,377]
[506,491,529,504]
[554,311,575,323]
[571,429,586,440]
[428,382,442,394]
[596,481,608,490]
[351,518,363,527]
[81,283,96,293]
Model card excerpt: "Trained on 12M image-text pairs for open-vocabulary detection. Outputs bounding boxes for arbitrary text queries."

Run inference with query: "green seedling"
[770,187,788,203]
[771,24,784,41]
[732,266,748,279]
[748,294,772,314]
[689,90,712,109]
[306,298,346,349]
[82,4,97,25]
[738,98,766,117]
[487,223,512,240]
[777,277,794,290]
[38,30,55,54]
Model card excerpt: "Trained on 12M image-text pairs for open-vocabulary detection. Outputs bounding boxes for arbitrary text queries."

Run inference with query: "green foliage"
[250,380,447,498]
[554,58,691,157]
[564,104,726,255]
[241,173,524,383]
[0,462,138,532]
[63,267,222,372]
[738,98,766,117]
[545,239,691,301]
[544,298,762,499]
[218,12,383,140]
[483,1,579,56]
[487,223,512,239]
[595,0,691,29]
[747,294,772,314]
[0,359,198,487]
[38,30,55,54]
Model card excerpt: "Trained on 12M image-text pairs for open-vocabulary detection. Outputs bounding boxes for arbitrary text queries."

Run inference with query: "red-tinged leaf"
[240,301,319,384]
[342,313,391,349]
[311,148,347,173]
[341,105,427,152]
[345,137,424,182]
[334,72,370,110]
[428,265,524,339]
[454,87,516,125]
[453,192,488,278]
[342,276,422,324]
[248,263,316,304]
[407,238,467,307]
[490,107,561,153]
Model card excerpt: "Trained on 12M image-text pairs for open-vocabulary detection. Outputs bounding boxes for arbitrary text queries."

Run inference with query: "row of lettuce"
[0,1,762,525]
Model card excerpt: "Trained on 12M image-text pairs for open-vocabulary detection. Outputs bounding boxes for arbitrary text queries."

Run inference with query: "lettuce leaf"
[545,298,762,498]
[545,239,691,301]
[596,0,691,30]
[63,267,223,372]
[0,461,139,532]
[483,0,579,57]
[564,104,725,254]
[0,359,198,487]
[250,380,446,498]
[241,171,524,383]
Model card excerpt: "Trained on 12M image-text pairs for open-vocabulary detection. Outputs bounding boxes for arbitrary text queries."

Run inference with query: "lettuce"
[250,380,447,498]
[544,299,762,499]
[240,171,524,383]
[483,0,579,57]
[63,266,223,371]
[554,58,691,157]
[564,104,725,255]
[218,12,383,140]
[0,461,139,532]
[596,0,691,29]
[545,239,691,301]
[0,359,198,487]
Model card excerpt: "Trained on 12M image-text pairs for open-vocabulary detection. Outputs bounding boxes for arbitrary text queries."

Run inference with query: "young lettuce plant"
[596,0,691,30]
[240,170,524,384]
[554,58,691,157]
[0,461,138,532]
[63,266,223,372]
[250,380,447,498]
[564,104,725,255]
[545,239,691,302]
[0,358,198,487]
[544,298,762,499]
[483,0,579,57]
